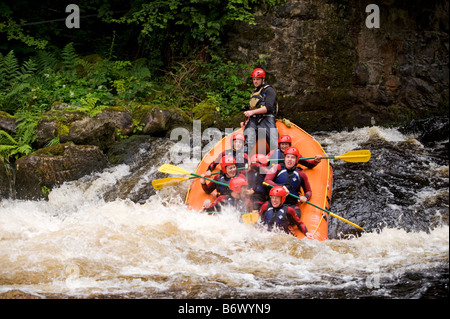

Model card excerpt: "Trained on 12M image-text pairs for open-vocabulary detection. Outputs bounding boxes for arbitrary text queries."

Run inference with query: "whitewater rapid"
[0,125,448,298]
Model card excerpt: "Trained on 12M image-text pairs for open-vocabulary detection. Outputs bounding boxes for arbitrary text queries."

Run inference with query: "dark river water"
[0,116,448,302]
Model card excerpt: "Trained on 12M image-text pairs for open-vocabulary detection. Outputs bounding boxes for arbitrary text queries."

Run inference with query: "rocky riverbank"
[0,104,190,200]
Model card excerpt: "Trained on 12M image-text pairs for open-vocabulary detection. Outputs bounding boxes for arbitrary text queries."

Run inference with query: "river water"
[0,117,448,300]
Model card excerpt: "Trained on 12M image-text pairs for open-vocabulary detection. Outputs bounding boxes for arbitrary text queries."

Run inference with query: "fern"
[0,53,4,89]
[20,58,37,77]
[35,50,59,73]
[45,136,60,147]
[0,109,41,162]
[61,42,79,70]
[77,94,106,117]
[0,50,20,89]
[0,130,19,163]
[0,130,18,145]
[132,58,151,80]
[76,58,96,76]
[15,110,39,143]
[3,51,20,81]
[5,82,31,102]
[11,144,32,157]
[0,52,38,111]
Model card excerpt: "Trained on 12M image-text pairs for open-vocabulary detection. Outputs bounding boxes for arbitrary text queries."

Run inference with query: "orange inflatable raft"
[185,119,333,241]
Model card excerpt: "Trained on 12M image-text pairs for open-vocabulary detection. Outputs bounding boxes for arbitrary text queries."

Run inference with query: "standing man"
[241,68,279,156]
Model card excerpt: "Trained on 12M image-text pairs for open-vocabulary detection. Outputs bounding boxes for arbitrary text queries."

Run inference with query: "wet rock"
[96,109,133,135]
[14,142,108,200]
[0,111,16,135]
[107,135,154,165]
[35,107,133,150]
[61,116,117,151]
[103,136,176,203]
[353,63,370,87]
[0,162,13,199]
[192,98,223,128]
[224,0,448,131]
[400,115,450,144]
[132,105,191,136]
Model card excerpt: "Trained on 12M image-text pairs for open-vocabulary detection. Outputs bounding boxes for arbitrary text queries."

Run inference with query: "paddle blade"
[158,164,190,175]
[152,177,189,189]
[335,150,371,162]
[242,212,259,225]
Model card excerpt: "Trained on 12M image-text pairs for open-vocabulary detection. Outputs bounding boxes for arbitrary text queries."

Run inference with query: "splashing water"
[0,122,448,299]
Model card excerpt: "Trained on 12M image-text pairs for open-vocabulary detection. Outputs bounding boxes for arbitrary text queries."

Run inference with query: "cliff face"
[225,0,449,131]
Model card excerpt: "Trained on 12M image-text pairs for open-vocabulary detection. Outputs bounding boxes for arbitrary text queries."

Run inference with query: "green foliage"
[0,0,283,161]
[61,42,79,70]
[0,108,40,163]
[0,50,34,112]
[41,185,51,197]
[164,50,253,119]
[0,43,156,114]
[111,0,284,62]
[77,94,106,117]
[0,6,48,50]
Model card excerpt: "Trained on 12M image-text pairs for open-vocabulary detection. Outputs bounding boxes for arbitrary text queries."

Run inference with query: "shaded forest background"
[1,0,448,165]
[1,0,283,162]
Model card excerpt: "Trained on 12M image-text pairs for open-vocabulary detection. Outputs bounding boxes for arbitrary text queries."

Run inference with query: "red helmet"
[231,133,245,142]
[284,147,300,159]
[250,68,266,78]
[278,135,292,145]
[269,186,287,205]
[250,154,268,167]
[229,176,248,193]
[220,155,236,173]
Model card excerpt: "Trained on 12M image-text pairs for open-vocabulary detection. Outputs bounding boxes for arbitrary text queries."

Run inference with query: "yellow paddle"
[157,164,257,224]
[157,164,229,186]
[241,212,259,225]
[313,150,371,163]
[152,167,246,189]
[152,177,190,189]
[263,182,364,231]
[269,150,371,163]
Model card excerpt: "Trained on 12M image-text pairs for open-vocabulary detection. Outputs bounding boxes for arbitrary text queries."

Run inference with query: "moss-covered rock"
[14,142,108,200]
[132,104,191,136]
[192,98,222,128]
[0,111,17,135]
[35,107,133,150]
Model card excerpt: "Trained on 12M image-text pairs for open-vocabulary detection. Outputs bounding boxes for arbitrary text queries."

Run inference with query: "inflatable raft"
[185,119,333,241]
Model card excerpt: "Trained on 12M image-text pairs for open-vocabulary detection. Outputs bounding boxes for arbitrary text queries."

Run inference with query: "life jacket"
[273,167,303,198]
[249,84,278,115]
[247,168,267,194]
[224,197,251,213]
[261,203,290,231]
[268,149,284,167]
[224,149,247,169]
[216,174,234,196]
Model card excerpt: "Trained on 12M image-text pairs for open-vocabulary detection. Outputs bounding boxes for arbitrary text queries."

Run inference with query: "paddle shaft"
[303,198,363,231]
[156,164,246,188]
[195,167,248,187]
[153,168,243,189]
[263,182,364,231]
[269,150,371,163]
[197,171,257,224]
[269,156,333,162]
[270,155,361,161]
[188,166,246,180]
[194,173,229,187]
